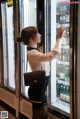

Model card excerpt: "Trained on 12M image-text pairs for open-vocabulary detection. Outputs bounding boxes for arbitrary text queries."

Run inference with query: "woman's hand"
[58,25,64,39]
[38,45,43,53]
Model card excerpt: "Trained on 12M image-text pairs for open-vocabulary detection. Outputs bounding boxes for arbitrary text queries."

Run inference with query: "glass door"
[1,1,15,90]
[45,0,70,116]
[19,0,37,97]
[0,27,1,85]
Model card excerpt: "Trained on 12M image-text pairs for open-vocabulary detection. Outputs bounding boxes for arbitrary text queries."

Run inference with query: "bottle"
[60,84,64,100]
[63,15,66,23]
[56,80,61,98]
[56,64,60,77]
[63,37,68,46]
[66,14,70,22]
[60,15,63,23]
[65,85,70,103]
[61,48,65,61]
[67,49,70,61]
[66,37,69,46]
[65,66,70,82]
[60,6,63,12]
[64,49,68,61]
[62,84,66,101]
[59,48,62,60]
[63,5,67,12]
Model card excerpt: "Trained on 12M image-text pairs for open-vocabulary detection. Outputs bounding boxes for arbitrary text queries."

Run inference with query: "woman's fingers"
[58,25,64,38]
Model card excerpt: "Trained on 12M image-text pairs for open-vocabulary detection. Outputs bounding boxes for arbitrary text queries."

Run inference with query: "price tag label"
[7,0,12,7]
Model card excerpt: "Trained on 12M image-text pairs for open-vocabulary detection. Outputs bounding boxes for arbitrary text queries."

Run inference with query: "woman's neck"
[28,39,36,48]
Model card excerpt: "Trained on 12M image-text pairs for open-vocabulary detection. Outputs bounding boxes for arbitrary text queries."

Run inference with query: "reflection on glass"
[45,0,70,114]
[1,2,15,90]
[19,0,37,97]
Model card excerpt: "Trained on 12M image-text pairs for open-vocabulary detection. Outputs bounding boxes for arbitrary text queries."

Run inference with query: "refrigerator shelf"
[51,100,70,113]
[57,78,70,84]
[56,60,70,65]
[61,45,70,49]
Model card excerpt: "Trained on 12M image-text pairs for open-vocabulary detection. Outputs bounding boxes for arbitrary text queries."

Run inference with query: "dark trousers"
[32,105,48,119]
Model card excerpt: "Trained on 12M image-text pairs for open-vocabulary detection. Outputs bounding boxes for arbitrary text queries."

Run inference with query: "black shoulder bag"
[24,47,47,86]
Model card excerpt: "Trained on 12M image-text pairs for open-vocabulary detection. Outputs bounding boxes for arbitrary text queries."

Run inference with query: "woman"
[16,26,64,119]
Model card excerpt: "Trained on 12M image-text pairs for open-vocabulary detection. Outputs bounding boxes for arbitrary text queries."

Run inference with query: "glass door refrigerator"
[44,0,71,118]
[1,1,15,90]
[19,0,37,97]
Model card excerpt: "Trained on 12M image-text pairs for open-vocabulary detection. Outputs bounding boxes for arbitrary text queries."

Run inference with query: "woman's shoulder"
[27,49,39,55]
